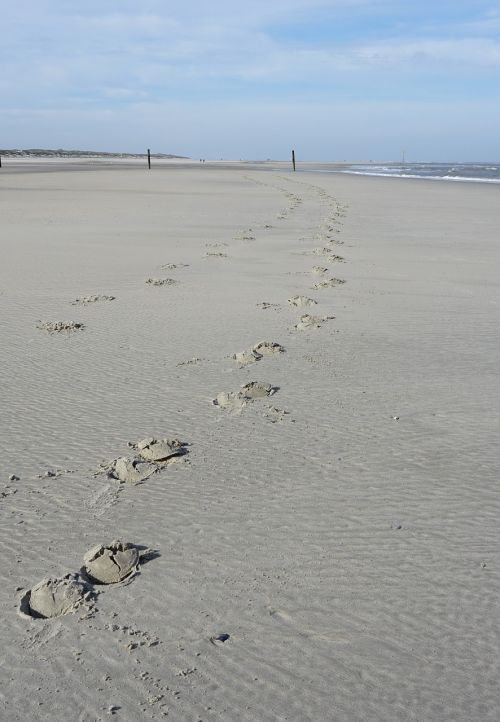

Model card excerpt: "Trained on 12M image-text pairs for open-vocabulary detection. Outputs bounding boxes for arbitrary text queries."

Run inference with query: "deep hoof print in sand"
[253,341,285,356]
[36,321,85,334]
[19,574,93,620]
[232,349,262,366]
[134,437,187,463]
[288,295,318,308]
[83,540,139,585]
[71,295,116,306]
[232,341,285,366]
[212,391,248,412]
[106,457,158,483]
[312,278,345,290]
[204,252,228,259]
[294,314,335,330]
[159,263,189,270]
[311,266,329,275]
[104,438,188,483]
[145,277,177,286]
[213,382,278,412]
[240,381,278,399]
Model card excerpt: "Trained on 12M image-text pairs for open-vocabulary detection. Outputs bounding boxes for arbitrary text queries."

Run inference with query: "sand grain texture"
[1,163,500,721]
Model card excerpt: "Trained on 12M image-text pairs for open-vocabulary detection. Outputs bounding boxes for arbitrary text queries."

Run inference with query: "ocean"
[336,162,500,183]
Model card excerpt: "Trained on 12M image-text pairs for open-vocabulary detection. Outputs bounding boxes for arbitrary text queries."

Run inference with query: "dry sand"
[1,162,500,721]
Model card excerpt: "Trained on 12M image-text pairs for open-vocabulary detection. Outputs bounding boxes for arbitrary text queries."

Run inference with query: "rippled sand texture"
[1,162,500,721]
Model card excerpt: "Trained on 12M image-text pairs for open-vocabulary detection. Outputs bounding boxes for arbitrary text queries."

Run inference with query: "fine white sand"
[1,163,500,721]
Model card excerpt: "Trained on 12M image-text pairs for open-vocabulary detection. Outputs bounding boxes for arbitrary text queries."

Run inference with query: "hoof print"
[36,321,84,333]
[232,349,261,365]
[240,381,277,399]
[232,341,284,365]
[313,278,345,290]
[145,278,177,286]
[252,341,285,356]
[71,295,115,306]
[256,302,280,310]
[213,392,248,412]
[160,263,189,270]
[294,314,335,330]
[136,437,187,462]
[288,296,317,308]
[83,540,139,585]
[264,406,291,423]
[109,457,158,483]
[20,574,91,619]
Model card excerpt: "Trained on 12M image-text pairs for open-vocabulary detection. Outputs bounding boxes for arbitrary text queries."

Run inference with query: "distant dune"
[0,148,189,159]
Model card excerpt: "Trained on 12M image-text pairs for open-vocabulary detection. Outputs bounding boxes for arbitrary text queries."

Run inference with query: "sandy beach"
[1,162,499,721]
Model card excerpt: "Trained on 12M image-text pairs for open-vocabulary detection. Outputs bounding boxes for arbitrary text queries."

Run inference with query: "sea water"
[338,162,500,183]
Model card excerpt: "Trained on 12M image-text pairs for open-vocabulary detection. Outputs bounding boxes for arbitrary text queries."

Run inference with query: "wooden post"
[0,155,2,168]
[292,149,296,171]
[147,148,151,169]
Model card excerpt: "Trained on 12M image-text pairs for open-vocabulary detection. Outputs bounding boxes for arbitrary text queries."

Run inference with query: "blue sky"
[1,0,499,160]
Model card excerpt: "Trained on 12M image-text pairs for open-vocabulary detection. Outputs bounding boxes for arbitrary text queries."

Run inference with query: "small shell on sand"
[145,278,177,286]
[288,296,317,308]
[240,381,277,399]
[36,321,84,333]
[110,457,157,483]
[25,574,89,619]
[83,540,139,584]
[136,437,185,462]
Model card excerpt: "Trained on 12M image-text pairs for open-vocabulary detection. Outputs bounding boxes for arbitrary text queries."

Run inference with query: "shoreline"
[2,156,499,185]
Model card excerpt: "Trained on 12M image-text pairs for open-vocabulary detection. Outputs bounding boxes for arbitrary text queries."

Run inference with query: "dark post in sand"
[147,148,151,169]
[292,149,296,171]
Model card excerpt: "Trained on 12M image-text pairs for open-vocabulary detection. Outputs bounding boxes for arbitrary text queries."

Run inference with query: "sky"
[1,0,499,160]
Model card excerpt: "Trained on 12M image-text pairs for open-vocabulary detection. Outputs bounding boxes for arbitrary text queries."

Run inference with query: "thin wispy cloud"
[1,1,499,159]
